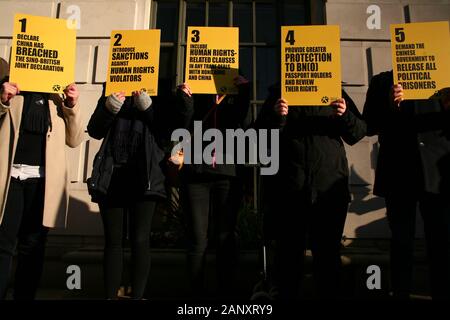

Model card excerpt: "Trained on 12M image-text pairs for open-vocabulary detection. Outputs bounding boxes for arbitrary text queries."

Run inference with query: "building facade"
[0,0,449,240]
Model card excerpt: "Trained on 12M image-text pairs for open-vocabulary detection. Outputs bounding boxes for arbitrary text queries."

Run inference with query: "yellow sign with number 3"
[185,27,239,95]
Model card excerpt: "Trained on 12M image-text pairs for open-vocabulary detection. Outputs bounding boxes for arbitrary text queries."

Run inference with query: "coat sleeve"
[87,85,116,140]
[338,90,367,145]
[0,78,11,117]
[0,100,10,118]
[174,88,195,130]
[62,101,84,148]
[225,82,251,129]
[49,93,84,148]
[362,71,403,137]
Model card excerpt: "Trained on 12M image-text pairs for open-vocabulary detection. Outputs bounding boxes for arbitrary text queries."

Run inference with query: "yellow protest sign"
[185,27,239,95]
[106,30,160,96]
[9,14,76,94]
[281,25,341,106]
[390,21,450,100]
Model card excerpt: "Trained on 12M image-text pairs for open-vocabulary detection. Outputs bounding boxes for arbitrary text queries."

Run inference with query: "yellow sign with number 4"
[281,25,341,106]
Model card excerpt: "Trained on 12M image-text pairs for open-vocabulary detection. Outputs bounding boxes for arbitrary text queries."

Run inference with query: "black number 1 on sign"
[19,18,27,33]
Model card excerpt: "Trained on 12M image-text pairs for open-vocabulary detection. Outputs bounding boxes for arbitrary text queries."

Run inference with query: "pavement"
[5,236,432,301]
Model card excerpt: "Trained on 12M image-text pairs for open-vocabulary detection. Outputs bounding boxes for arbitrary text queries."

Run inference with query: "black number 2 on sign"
[113,33,122,46]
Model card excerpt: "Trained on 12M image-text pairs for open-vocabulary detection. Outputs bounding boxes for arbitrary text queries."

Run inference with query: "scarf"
[20,92,50,134]
[110,98,145,165]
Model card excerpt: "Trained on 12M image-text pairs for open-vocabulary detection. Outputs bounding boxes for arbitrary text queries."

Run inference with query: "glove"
[105,93,124,114]
[133,91,152,111]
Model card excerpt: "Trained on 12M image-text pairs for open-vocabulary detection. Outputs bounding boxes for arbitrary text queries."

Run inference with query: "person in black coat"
[255,83,366,299]
[175,76,251,298]
[87,85,166,299]
[363,70,450,300]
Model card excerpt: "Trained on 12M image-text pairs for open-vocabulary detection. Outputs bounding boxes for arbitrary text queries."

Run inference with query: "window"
[151,0,317,217]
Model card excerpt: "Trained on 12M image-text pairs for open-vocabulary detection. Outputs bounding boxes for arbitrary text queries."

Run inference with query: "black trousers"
[385,193,450,300]
[272,192,348,299]
[181,175,238,297]
[99,168,157,299]
[99,201,156,299]
[0,177,48,300]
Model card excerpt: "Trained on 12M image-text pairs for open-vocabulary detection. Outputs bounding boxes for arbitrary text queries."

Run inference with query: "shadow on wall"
[348,165,424,239]
[348,165,385,216]
[49,195,103,236]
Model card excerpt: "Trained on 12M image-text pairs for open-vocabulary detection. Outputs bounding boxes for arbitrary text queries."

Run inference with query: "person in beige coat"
[0,59,84,299]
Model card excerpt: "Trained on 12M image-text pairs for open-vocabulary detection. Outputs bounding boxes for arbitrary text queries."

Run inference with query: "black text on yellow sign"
[390,21,450,100]
[185,27,239,95]
[106,29,161,96]
[281,25,341,106]
[10,14,76,94]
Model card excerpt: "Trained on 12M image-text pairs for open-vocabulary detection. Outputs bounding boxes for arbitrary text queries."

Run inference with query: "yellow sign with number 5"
[390,21,450,100]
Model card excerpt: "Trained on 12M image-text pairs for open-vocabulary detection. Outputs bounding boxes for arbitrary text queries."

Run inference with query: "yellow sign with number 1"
[10,14,76,94]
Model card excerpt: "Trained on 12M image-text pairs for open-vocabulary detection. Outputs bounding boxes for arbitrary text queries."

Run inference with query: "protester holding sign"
[255,83,366,299]
[87,85,166,300]
[175,75,250,298]
[363,70,450,300]
[0,60,83,300]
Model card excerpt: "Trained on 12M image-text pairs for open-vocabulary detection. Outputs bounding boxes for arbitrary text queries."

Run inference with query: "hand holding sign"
[1,82,20,106]
[390,84,404,108]
[274,98,289,116]
[105,92,125,115]
[63,83,79,108]
[133,90,152,111]
[233,75,249,87]
[331,98,346,116]
[178,83,192,98]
